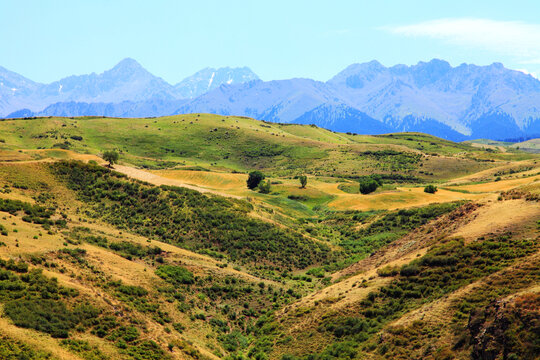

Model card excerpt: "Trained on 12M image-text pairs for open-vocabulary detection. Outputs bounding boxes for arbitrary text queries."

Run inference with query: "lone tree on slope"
[103,150,119,168]
[299,175,307,188]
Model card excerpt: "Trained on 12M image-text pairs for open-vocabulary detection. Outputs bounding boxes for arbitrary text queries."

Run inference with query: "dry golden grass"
[113,165,243,199]
[0,213,63,256]
[0,149,33,162]
[444,159,540,185]
[449,174,540,193]
[154,169,247,190]
[327,186,487,211]
[451,199,540,242]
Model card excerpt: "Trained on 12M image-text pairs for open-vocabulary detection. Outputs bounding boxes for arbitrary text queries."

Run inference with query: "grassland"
[0,114,506,178]
[0,114,538,360]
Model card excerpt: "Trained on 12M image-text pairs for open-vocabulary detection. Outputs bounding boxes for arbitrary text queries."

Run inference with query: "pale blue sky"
[1,0,540,83]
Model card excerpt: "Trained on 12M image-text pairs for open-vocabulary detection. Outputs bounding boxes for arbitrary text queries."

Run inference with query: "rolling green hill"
[0,114,506,179]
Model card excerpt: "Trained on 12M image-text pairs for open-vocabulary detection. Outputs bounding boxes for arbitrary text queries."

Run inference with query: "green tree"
[359,179,378,194]
[424,185,438,194]
[258,180,271,194]
[299,175,307,188]
[102,151,119,167]
[247,171,265,189]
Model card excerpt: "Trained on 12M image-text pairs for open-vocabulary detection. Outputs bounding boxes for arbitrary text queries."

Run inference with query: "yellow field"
[326,187,488,211]
[154,169,247,190]
[448,174,540,193]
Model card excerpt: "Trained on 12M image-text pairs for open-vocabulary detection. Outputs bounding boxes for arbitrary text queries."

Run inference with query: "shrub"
[424,185,438,194]
[299,175,307,188]
[123,340,166,360]
[60,339,108,360]
[247,171,265,189]
[306,267,325,278]
[258,180,271,194]
[377,265,400,277]
[155,265,194,285]
[102,150,119,167]
[0,335,51,359]
[359,179,379,194]
[400,264,420,277]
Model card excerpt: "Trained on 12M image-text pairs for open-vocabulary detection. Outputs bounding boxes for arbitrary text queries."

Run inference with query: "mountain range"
[2,58,540,141]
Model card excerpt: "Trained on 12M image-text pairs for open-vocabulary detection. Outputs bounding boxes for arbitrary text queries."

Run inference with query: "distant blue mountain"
[291,103,392,135]
[36,99,187,118]
[175,67,259,98]
[174,78,339,123]
[173,59,540,140]
[389,116,469,142]
[0,59,256,117]
[3,58,540,140]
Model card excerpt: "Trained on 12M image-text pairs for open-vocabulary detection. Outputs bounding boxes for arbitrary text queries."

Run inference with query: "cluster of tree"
[247,171,308,193]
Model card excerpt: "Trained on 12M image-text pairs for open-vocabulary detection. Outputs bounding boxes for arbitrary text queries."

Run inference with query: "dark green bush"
[359,179,379,194]
[247,171,265,189]
[155,265,194,285]
[4,299,98,338]
[258,180,271,194]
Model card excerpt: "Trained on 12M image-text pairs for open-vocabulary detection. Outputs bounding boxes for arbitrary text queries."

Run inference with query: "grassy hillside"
[0,115,538,360]
[0,114,507,179]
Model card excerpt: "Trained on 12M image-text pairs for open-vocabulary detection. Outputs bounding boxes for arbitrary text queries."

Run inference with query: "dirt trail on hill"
[112,165,243,199]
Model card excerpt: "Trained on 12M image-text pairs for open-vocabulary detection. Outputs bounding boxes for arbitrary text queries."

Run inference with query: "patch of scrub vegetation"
[0,335,52,359]
[0,252,172,358]
[5,299,99,339]
[51,160,330,271]
[68,228,164,261]
[104,280,173,325]
[375,254,540,359]
[359,150,422,172]
[306,202,462,271]
[0,260,97,338]
[0,197,66,230]
[155,265,194,285]
[280,233,538,359]
[60,339,109,360]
